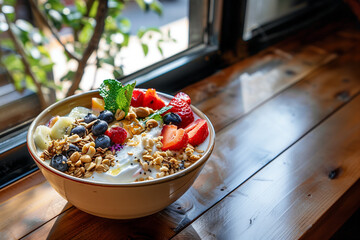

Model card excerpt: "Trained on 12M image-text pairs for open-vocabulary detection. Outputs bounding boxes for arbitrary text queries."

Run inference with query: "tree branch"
[1,6,48,108]
[66,0,109,97]
[28,0,81,62]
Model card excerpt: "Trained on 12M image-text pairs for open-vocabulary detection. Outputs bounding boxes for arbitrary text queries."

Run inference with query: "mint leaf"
[99,79,135,115]
[99,79,122,114]
[116,82,136,116]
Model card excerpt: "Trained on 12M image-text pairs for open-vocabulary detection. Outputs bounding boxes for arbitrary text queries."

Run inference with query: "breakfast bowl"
[27,89,215,219]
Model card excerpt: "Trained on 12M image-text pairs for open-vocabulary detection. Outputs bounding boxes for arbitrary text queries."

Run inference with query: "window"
[1,0,340,188]
[0,0,223,188]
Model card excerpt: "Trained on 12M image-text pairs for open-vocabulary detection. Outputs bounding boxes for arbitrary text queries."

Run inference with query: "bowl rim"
[27,89,215,188]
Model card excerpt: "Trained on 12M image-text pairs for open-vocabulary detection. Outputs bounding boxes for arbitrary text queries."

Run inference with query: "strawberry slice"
[174,92,191,105]
[131,89,145,107]
[185,119,209,146]
[161,125,188,151]
[143,88,166,110]
[167,98,194,128]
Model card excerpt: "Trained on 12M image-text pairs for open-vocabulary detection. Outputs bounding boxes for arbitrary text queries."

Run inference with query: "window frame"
[0,0,231,189]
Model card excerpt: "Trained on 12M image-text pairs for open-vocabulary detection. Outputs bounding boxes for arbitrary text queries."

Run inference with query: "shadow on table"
[45,203,202,240]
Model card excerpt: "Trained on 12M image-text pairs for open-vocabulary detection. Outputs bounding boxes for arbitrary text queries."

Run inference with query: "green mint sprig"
[99,79,135,116]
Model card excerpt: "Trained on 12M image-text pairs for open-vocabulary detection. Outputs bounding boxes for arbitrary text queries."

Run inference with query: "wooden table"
[1,17,360,240]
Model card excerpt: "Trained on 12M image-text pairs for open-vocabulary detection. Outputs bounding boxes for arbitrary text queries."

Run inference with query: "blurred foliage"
[0,0,175,103]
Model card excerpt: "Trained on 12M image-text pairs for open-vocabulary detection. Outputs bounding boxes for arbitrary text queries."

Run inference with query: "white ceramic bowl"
[27,90,215,219]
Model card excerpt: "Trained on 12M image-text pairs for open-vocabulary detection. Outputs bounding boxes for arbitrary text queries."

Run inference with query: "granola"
[34,83,209,183]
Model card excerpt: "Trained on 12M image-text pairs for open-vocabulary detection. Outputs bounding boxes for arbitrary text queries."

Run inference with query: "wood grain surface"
[1,15,360,240]
[173,90,360,240]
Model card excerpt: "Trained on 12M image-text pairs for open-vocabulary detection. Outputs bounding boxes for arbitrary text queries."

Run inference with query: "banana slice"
[50,117,75,139]
[68,107,92,119]
[34,125,51,150]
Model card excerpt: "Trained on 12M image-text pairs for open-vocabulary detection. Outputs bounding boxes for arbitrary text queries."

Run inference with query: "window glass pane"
[0,0,193,133]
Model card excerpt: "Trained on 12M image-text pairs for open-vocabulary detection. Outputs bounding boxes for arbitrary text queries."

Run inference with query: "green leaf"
[75,0,87,15]
[135,0,146,11]
[89,0,99,18]
[60,71,75,82]
[2,54,23,71]
[79,21,94,44]
[99,79,123,114]
[116,82,135,116]
[150,0,163,16]
[116,16,131,33]
[46,0,65,12]
[141,43,148,56]
[11,70,25,91]
[102,57,115,66]
[157,45,163,56]
[2,5,15,21]
[25,75,37,92]
[112,68,123,79]
[137,27,161,39]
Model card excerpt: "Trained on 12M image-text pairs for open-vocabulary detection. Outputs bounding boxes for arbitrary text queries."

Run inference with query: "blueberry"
[92,120,108,136]
[50,154,68,172]
[66,144,80,158]
[84,113,97,123]
[70,125,86,137]
[95,135,111,149]
[163,113,182,126]
[98,110,114,123]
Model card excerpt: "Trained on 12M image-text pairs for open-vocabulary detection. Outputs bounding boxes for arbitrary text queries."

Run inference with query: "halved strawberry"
[174,92,191,105]
[161,125,188,151]
[143,88,166,110]
[167,98,194,128]
[185,119,209,146]
[131,89,145,107]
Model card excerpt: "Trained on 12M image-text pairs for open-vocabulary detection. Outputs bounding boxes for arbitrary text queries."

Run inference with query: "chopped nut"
[142,162,149,171]
[143,154,153,161]
[185,146,194,156]
[115,109,126,121]
[146,119,158,129]
[80,155,92,163]
[75,160,82,167]
[133,107,154,118]
[84,162,96,171]
[156,172,165,178]
[153,156,164,165]
[95,156,102,166]
[67,134,81,143]
[160,166,169,172]
[125,107,137,120]
[82,142,95,154]
[69,152,81,163]
[102,159,110,166]
[189,154,201,161]
[156,142,163,149]
[86,146,96,158]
